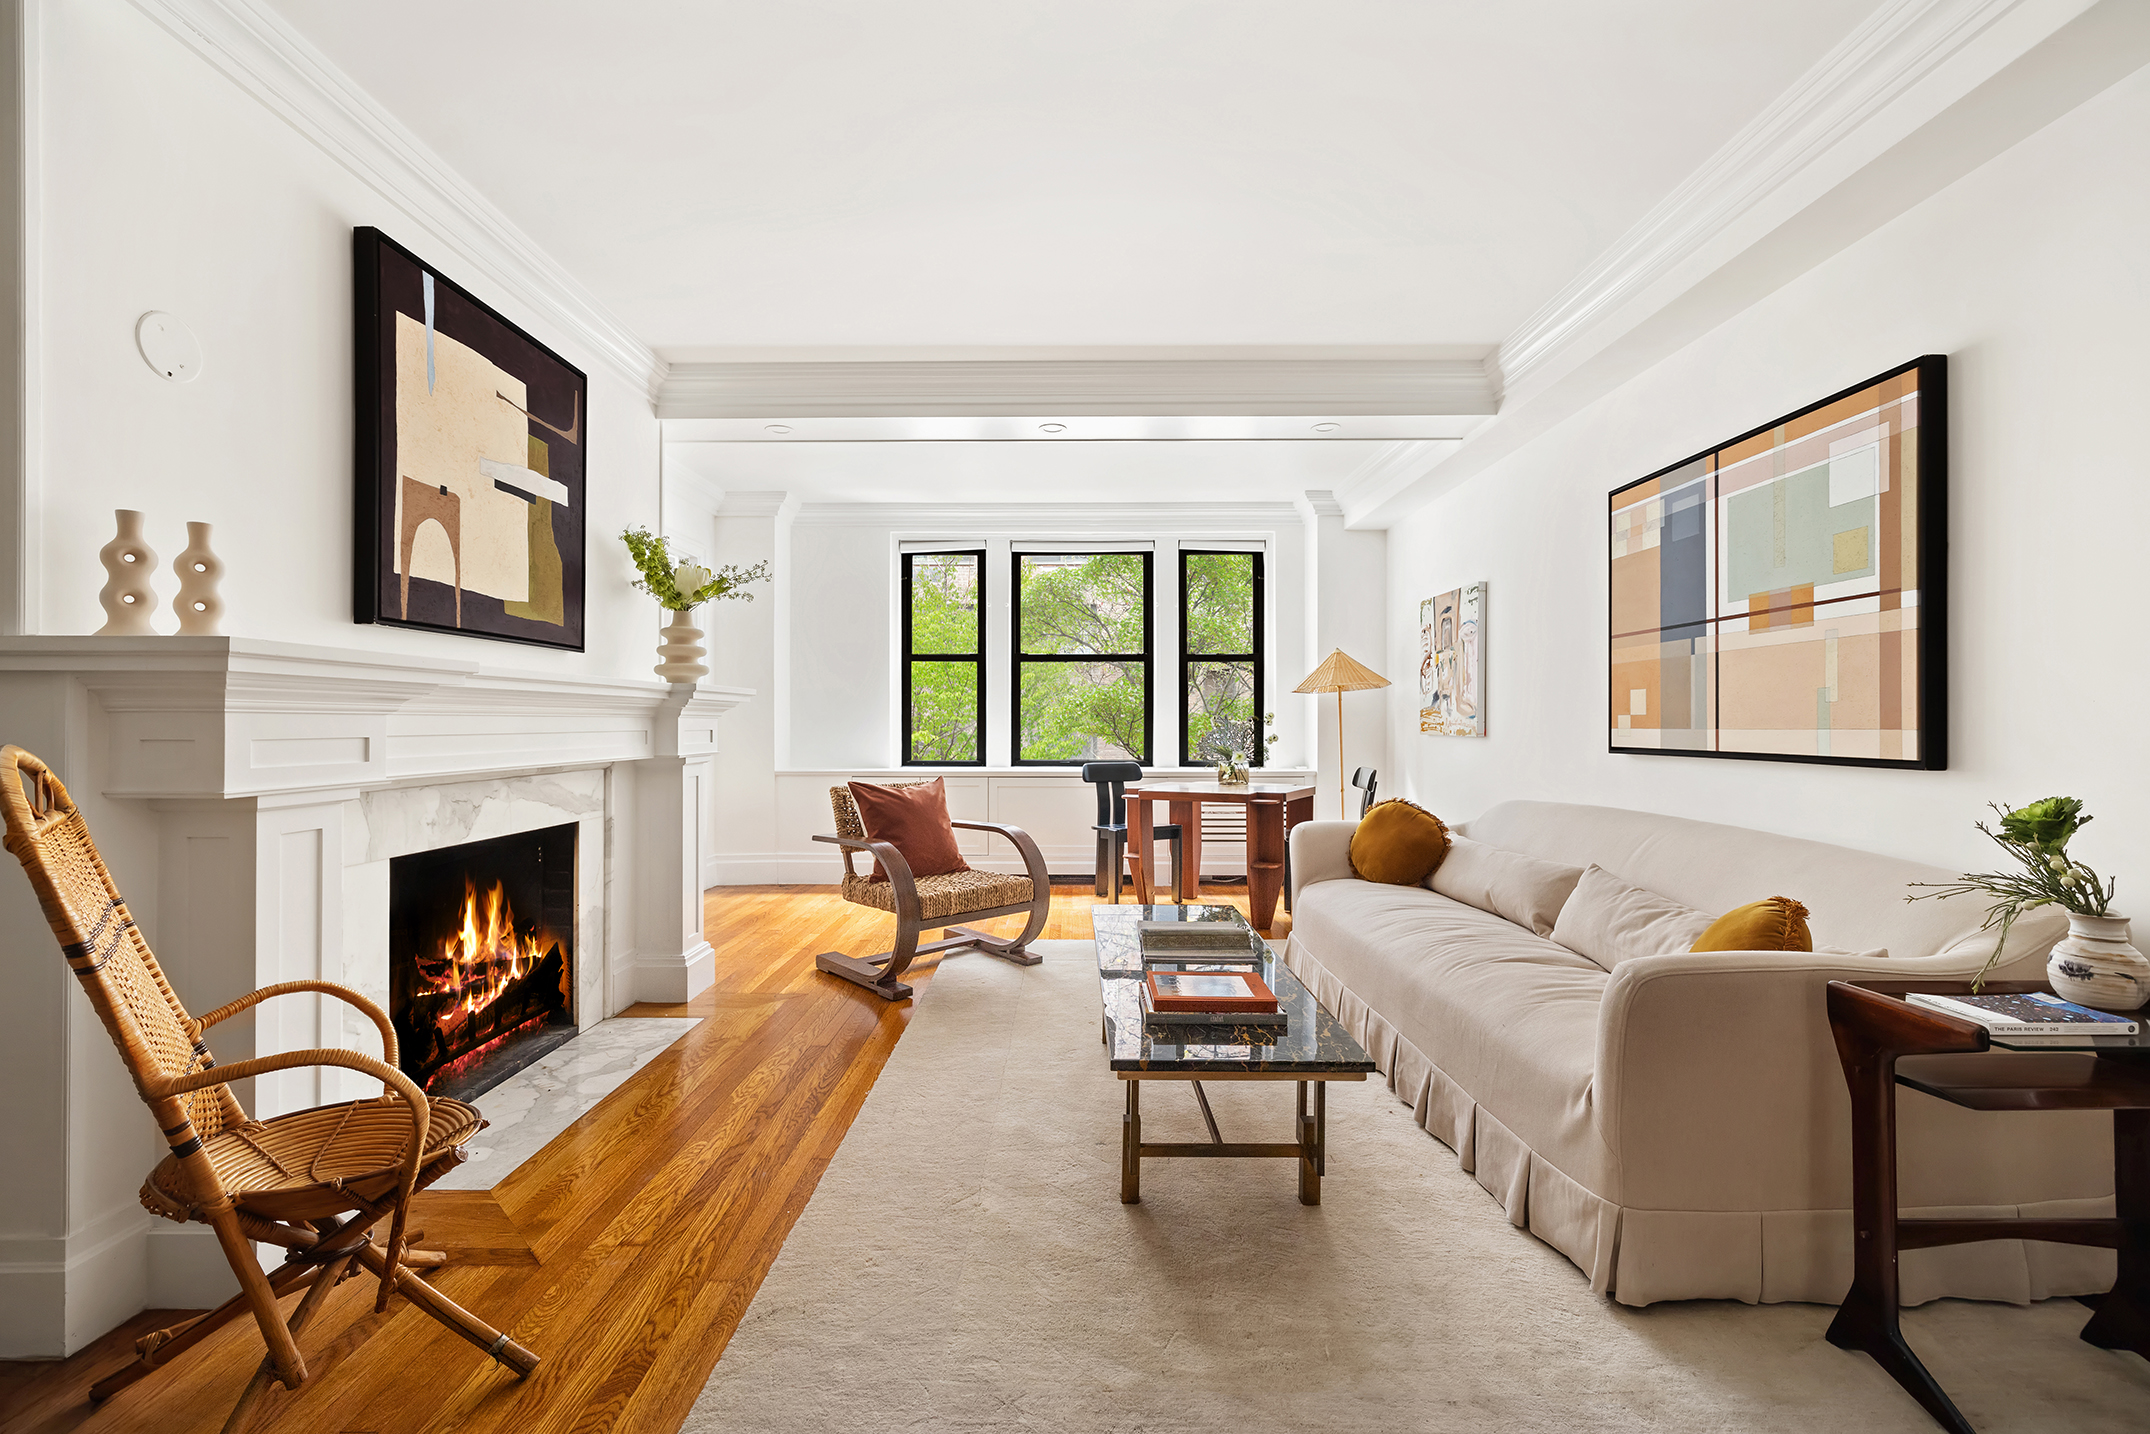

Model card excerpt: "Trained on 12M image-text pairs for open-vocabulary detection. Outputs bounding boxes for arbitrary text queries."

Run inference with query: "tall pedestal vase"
[2047,913,2150,1011]
[172,521,224,635]
[95,509,158,635]
[654,607,707,683]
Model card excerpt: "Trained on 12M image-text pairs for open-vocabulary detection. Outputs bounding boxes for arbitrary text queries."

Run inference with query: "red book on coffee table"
[1144,969,1278,1014]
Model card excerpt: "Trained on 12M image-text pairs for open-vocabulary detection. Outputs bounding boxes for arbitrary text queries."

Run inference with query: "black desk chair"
[1351,766,1380,818]
[1081,762,1184,904]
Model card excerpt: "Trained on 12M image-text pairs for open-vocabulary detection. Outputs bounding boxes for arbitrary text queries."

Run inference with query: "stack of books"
[1907,990,2139,1043]
[1136,919,1261,965]
[1141,969,1285,1028]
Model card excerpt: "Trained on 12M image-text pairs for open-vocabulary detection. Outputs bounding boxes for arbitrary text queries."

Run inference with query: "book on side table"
[1907,990,2139,1038]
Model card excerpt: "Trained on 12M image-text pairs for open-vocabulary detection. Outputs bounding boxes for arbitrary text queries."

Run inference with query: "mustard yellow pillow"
[1349,799,1451,886]
[1692,897,1812,952]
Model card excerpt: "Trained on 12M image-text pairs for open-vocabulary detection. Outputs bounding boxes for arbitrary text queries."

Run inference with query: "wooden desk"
[1124,780,1315,931]
[1824,980,2150,1433]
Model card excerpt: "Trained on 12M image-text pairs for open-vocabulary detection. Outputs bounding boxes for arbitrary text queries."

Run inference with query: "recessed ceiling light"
[1039,423,1066,433]
[764,424,792,435]
[1311,422,1342,433]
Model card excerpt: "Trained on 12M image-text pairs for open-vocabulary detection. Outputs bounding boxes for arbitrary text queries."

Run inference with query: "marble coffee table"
[1090,903,1375,1205]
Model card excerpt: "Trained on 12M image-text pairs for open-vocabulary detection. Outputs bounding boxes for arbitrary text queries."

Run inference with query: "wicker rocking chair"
[0,745,537,1430]
[812,784,1051,1001]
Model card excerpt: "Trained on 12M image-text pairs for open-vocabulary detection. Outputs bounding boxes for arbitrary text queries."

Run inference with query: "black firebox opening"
[389,822,576,1103]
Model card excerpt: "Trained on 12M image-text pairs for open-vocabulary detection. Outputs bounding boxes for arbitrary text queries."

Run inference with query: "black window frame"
[901,548,988,767]
[1009,549,1154,767]
[1178,548,1266,769]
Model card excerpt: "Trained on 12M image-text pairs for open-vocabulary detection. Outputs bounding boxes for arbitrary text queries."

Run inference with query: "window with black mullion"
[1181,549,1265,767]
[1011,550,1153,766]
[902,549,986,765]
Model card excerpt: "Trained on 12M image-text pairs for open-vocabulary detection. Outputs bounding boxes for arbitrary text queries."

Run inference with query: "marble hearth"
[0,637,749,1354]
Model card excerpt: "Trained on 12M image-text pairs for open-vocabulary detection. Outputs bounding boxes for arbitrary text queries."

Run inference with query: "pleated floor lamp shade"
[1294,649,1390,819]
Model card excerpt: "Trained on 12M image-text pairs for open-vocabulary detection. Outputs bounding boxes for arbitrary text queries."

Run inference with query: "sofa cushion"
[1694,896,1812,952]
[1349,799,1450,885]
[1290,878,1612,1188]
[1429,836,1584,937]
[1551,865,1714,972]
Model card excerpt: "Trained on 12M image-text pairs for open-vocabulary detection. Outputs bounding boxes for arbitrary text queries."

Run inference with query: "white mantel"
[0,637,750,1356]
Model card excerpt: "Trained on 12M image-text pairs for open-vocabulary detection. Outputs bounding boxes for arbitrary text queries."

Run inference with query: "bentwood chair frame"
[0,745,537,1430]
[813,783,1051,1001]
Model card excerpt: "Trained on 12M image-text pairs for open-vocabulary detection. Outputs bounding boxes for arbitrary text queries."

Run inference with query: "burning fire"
[429,877,556,1029]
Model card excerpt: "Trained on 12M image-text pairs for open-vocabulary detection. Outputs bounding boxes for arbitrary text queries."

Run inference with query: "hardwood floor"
[0,885,1288,1434]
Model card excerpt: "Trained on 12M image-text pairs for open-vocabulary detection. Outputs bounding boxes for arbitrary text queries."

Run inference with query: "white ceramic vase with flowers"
[1911,797,2147,1009]
[620,527,770,685]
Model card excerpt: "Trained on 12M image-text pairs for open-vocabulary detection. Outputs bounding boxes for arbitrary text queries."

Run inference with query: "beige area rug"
[687,941,2150,1432]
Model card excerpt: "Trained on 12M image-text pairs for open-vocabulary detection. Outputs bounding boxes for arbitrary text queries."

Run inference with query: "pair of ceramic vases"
[2047,913,2150,1011]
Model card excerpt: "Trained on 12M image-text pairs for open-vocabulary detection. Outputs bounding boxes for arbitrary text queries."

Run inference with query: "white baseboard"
[0,1205,151,1357]
[710,846,1256,888]
[631,940,715,1004]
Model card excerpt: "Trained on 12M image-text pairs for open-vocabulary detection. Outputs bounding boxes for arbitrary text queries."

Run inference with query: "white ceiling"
[267,0,1878,355]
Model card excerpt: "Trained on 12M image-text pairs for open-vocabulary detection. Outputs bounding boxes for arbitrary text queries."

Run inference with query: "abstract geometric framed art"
[1608,355,1946,768]
[353,227,587,650]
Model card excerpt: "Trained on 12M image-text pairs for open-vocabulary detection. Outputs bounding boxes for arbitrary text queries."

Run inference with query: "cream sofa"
[1284,799,2115,1308]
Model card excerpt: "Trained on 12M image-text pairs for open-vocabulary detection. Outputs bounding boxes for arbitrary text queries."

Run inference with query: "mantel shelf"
[0,636,754,800]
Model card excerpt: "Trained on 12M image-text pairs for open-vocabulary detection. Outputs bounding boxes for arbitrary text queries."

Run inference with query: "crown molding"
[126,0,665,400]
[788,501,1304,531]
[1488,0,2031,403]
[656,358,1497,421]
[1300,490,1345,519]
[717,490,790,518]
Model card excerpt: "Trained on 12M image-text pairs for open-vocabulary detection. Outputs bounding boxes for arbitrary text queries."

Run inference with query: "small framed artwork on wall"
[353,227,588,650]
[1607,355,1946,768]
[1419,583,1484,736]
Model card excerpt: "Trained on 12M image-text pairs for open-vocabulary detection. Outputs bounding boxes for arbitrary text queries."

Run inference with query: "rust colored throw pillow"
[1349,799,1451,886]
[1692,896,1813,952]
[848,778,971,883]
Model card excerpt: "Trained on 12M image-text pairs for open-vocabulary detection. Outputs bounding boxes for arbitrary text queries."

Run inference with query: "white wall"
[1385,64,2150,887]
[32,0,663,672]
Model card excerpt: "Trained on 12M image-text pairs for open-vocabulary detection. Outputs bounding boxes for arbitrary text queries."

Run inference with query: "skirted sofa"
[1284,799,2115,1308]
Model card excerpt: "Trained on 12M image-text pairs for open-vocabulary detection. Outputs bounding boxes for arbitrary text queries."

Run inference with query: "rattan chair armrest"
[193,980,401,1068]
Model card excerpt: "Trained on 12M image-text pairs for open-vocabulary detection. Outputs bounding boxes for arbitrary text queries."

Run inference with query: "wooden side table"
[1124,780,1315,930]
[1825,979,2150,1432]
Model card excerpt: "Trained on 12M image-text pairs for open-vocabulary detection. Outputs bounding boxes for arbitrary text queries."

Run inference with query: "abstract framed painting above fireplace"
[390,821,579,1102]
[353,225,589,650]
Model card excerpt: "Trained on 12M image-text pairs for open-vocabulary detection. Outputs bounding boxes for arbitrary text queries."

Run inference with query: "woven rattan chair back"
[0,745,242,1140]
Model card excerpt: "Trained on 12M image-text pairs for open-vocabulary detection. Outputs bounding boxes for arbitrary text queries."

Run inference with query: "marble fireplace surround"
[0,637,749,1350]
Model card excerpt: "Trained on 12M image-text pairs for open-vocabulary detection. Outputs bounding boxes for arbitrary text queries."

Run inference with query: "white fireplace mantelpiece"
[0,635,750,799]
[0,637,749,1356]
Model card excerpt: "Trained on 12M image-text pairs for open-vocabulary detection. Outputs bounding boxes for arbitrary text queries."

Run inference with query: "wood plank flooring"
[0,885,1287,1434]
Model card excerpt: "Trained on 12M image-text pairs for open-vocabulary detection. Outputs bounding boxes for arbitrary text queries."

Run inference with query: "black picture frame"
[353,227,587,651]
[1607,354,1947,770]
[901,549,988,767]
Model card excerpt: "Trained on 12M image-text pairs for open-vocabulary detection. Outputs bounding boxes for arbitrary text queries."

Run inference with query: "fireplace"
[390,823,577,1102]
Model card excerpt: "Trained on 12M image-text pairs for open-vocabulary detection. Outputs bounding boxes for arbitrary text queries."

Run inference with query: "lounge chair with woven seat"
[0,744,536,1431]
[813,782,1051,1001]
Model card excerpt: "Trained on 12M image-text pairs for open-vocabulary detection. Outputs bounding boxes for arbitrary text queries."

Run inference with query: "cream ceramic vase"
[2046,913,2150,1011]
[95,509,158,635]
[172,521,225,635]
[654,607,706,683]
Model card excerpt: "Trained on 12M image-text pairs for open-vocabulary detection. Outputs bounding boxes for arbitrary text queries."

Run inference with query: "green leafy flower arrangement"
[1908,797,2117,989]
[620,527,770,611]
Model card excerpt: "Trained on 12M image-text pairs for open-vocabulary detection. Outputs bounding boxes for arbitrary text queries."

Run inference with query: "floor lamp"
[1294,649,1391,819]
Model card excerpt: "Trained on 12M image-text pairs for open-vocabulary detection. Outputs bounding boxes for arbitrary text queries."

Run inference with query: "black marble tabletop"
[1090,904,1377,1076]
